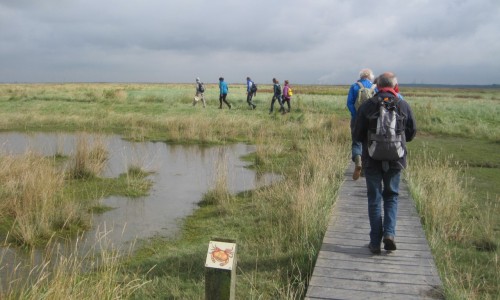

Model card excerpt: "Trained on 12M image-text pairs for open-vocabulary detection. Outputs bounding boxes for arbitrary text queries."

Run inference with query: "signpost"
[205,238,237,300]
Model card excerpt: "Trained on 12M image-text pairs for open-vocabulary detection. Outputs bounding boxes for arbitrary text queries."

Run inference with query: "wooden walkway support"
[306,163,443,300]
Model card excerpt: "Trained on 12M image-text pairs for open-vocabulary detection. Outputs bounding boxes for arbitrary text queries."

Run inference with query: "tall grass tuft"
[0,153,80,246]
[68,134,108,179]
[119,165,153,197]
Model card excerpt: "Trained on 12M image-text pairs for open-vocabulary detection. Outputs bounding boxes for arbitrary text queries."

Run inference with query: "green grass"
[405,90,500,299]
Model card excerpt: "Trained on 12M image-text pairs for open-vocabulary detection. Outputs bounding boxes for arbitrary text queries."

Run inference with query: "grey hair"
[376,72,398,88]
[359,68,374,81]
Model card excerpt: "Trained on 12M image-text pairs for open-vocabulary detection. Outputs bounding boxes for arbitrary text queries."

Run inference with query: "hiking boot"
[368,243,381,254]
[252,104,256,110]
[383,236,397,251]
[228,104,232,109]
[352,155,362,180]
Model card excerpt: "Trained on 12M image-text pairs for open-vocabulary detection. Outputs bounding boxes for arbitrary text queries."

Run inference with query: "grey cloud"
[1,0,499,84]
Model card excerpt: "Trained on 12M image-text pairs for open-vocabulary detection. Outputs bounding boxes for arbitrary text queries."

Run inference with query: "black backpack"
[250,82,257,93]
[275,84,281,96]
[367,96,405,161]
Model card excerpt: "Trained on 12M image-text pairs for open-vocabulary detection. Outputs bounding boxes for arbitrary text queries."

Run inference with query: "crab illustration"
[210,244,234,266]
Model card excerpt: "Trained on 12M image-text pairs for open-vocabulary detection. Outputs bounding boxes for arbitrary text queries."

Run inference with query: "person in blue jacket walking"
[218,77,232,109]
[346,68,375,180]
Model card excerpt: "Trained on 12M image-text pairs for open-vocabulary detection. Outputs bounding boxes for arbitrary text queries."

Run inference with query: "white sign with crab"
[205,241,237,270]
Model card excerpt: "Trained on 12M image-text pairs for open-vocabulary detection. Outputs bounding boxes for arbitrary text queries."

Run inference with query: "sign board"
[205,241,236,271]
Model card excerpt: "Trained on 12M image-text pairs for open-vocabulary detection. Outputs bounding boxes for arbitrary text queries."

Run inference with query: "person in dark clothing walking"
[269,78,284,114]
[246,77,257,109]
[353,72,417,254]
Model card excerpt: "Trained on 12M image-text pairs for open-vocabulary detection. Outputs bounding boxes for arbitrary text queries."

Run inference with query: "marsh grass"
[0,134,152,247]
[406,151,473,242]
[410,91,500,141]
[402,86,500,299]
[407,146,499,299]
[0,153,81,247]
[1,230,150,299]
[68,134,108,179]
[118,165,153,198]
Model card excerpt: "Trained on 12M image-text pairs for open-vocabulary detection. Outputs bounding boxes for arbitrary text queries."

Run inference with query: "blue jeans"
[364,167,401,247]
[350,117,362,161]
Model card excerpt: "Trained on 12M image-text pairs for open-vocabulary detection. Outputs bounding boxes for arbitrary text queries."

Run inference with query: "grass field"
[0,83,498,299]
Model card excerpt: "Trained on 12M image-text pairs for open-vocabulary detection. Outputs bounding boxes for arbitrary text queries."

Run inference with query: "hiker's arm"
[346,85,357,118]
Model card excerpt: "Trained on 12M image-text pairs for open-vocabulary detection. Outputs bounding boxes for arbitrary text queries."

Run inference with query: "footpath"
[305,162,444,299]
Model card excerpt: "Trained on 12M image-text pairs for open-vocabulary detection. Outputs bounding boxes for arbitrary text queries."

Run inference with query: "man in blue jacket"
[218,77,232,109]
[346,68,375,180]
[353,72,417,254]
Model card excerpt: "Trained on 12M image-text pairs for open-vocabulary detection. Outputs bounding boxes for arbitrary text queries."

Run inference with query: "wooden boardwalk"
[306,163,444,300]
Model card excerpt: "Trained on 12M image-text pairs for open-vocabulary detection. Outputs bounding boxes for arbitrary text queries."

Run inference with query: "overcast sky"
[1,0,499,85]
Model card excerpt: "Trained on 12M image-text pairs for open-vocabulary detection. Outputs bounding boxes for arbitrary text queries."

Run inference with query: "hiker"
[218,77,232,109]
[353,72,417,254]
[246,77,257,109]
[193,77,206,108]
[282,80,292,113]
[347,68,376,180]
[269,78,285,114]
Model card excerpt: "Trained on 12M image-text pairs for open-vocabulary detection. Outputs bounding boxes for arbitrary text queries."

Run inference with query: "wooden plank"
[305,162,443,299]
[306,285,442,300]
[314,259,438,276]
[310,266,441,285]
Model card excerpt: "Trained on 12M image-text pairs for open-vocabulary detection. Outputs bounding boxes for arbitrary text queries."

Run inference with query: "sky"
[1,0,499,85]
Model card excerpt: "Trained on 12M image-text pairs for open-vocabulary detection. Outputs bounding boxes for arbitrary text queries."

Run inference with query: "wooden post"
[205,238,237,300]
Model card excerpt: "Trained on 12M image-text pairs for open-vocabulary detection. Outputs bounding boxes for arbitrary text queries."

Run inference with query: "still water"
[0,132,278,284]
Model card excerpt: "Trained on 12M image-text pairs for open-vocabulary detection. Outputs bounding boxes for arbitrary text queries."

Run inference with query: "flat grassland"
[0,83,498,299]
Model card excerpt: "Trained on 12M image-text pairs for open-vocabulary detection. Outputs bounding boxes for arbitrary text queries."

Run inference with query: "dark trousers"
[247,92,256,107]
[270,95,284,112]
[282,98,291,111]
[219,93,231,108]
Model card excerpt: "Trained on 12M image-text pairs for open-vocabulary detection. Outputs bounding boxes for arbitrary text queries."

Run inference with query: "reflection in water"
[0,132,279,286]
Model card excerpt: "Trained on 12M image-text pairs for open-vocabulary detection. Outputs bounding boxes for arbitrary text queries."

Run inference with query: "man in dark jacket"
[353,72,417,254]
[269,78,285,114]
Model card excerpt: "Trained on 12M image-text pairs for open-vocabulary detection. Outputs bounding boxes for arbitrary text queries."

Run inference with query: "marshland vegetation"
[0,83,498,299]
